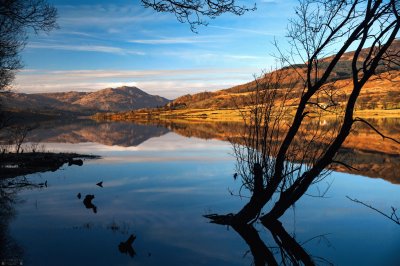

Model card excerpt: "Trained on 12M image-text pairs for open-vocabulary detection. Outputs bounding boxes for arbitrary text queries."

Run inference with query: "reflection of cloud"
[131,187,198,193]
[44,177,151,192]
[37,133,232,163]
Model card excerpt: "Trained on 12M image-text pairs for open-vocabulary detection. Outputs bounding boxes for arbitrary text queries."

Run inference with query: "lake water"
[1,120,400,265]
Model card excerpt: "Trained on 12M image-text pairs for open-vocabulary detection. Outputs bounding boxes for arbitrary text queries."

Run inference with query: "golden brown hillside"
[167,40,400,112]
[95,40,400,123]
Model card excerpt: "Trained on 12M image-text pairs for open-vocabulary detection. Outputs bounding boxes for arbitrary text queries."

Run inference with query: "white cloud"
[57,4,166,27]
[129,37,214,45]
[162,50,270,65]
[208,25,280,36]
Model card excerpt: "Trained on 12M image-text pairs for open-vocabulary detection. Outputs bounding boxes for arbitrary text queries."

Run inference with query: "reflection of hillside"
[332,148,400,184]
[27,120,170,147]
[139,119,400,184]
[24,118,399,183]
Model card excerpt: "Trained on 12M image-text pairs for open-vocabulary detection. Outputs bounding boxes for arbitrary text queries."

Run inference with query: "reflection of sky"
[41,132,234,163]
[8,133,400,265]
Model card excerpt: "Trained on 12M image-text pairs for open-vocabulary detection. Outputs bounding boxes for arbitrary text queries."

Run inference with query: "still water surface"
[3,120,400,265]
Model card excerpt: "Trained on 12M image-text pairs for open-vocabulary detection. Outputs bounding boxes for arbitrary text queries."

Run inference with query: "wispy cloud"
[129,37,213,45]
[57,4,166,27]
[209,25,279,36]
[162,50,269,65]
[26,42,145,56]
[260,0,278,3]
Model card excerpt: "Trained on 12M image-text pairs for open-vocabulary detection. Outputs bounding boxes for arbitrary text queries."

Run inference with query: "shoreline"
[93,107,400,123]
[0,152,100,179]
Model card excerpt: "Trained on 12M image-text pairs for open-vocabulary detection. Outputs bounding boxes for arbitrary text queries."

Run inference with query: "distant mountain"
[0,86,170,117]
[72,86,169,112]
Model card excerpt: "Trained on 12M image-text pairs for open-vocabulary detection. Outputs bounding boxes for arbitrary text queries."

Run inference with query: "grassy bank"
[93,107,400,123]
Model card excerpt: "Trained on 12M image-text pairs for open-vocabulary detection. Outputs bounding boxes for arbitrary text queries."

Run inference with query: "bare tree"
[0,0,57,92]
[8,125,36,154]
[202,0,400,226]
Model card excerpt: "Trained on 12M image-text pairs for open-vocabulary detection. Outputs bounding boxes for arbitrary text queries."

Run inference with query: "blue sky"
[15,0,297,99]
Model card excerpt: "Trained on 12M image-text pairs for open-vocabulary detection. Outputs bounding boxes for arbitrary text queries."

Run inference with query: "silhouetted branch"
[141,0,255,32]
[346,196,400,225]
[0,0,57,91]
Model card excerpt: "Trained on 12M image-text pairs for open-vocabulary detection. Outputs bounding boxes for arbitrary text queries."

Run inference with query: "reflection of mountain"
[331,148,400,184]
[139,119,400,184]
[27,120,170,147]
[25,119,399,183]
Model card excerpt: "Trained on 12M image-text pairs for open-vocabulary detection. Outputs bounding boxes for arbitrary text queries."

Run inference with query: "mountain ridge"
[0,86,171,117]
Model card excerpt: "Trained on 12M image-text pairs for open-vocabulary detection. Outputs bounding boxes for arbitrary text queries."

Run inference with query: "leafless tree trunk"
[206,0,400,225]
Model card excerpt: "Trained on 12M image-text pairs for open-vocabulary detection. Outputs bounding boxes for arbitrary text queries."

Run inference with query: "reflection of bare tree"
[83,194,97,214]
[0,176,48,263]
[118,234,137,258]
[0,183,23,263]
[205,215,330,266]
[347,196,400,225]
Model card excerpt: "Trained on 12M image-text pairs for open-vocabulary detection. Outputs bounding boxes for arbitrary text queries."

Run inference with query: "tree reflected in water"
[0,176,46,264]
[205,213,332,266]
[118,234,137,258]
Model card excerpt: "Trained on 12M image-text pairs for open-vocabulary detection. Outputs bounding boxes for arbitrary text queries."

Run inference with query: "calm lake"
[2,119,400,265]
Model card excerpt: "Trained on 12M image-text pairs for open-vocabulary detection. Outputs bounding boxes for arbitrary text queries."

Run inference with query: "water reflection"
[230,221,319,266]
[26,120,169,147]
[0,176,48,264]
[2,119,399,265]
[25,119,400,184]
